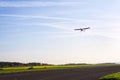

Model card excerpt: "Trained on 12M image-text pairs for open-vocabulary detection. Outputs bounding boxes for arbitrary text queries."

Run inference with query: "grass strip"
[99,72,120,80]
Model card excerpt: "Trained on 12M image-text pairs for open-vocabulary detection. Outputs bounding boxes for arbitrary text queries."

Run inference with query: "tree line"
[0,62,52,68]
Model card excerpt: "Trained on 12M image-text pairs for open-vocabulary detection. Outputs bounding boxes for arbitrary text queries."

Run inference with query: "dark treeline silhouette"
[0,62,117,68]
[0,62,52,68]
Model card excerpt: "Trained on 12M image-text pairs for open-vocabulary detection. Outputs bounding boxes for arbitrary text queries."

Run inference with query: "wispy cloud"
[0,1,84,7]
[96,14,120,20]
[0,14,97,22]
[0,14,96,31]
[1,14,120,39]
[25,23,74,31]
[13,22,118,39]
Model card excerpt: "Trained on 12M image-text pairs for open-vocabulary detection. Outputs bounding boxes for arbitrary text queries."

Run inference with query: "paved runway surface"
[0,66,120,80]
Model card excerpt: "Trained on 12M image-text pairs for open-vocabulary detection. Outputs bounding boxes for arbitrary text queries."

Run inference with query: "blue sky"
[0,0,120,64]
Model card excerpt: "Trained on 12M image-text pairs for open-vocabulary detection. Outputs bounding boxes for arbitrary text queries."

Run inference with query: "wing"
[83,27,90,30]
[74,29,81,30]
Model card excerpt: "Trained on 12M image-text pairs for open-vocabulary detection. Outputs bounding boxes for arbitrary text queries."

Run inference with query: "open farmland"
[0,65,120,80]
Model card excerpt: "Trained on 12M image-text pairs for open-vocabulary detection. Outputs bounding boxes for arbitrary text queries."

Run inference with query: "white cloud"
[0,1,84,7]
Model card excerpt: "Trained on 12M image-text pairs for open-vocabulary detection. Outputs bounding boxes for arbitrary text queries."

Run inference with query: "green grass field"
[0,64,119,74]
[99,72,120,80]
[0,65,91,74]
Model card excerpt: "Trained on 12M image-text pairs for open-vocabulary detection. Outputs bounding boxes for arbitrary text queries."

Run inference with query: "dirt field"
[0,66,120,80]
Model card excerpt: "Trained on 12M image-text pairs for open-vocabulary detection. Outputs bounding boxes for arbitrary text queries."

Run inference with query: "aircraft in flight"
[74,27,90,31]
